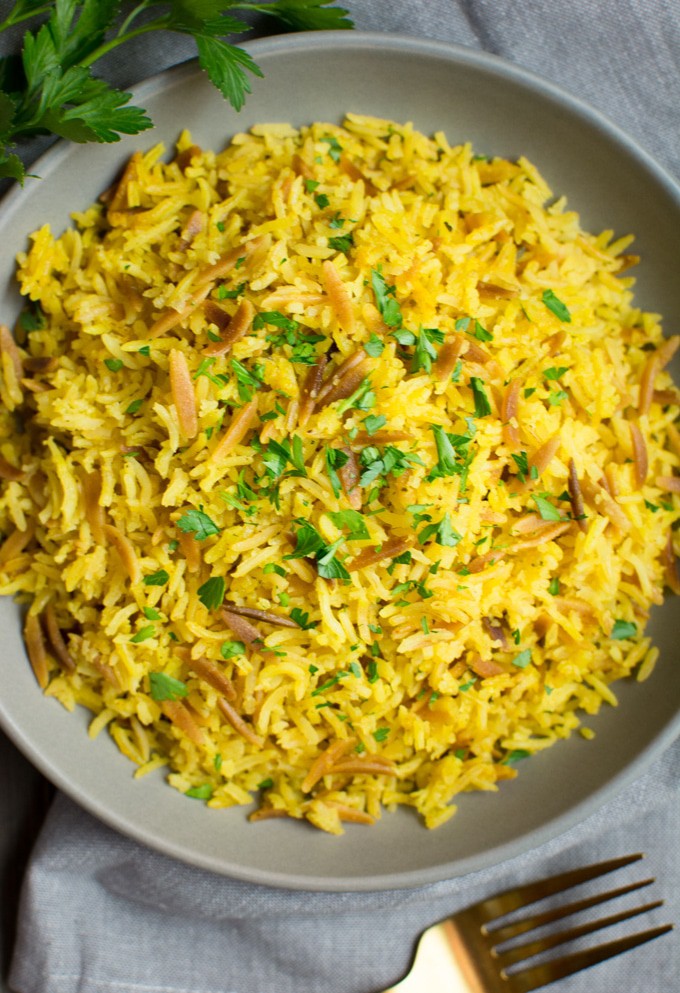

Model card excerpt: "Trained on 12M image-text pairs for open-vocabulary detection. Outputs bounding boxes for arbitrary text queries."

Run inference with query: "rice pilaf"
[0,114,678,834]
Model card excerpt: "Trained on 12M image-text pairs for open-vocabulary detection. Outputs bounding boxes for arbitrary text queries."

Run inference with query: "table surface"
[0,730,53,993]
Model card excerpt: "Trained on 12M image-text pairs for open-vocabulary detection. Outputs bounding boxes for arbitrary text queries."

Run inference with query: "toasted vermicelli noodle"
[0,115,678,834]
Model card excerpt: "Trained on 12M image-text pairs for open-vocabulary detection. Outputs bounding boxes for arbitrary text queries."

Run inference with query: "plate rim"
[1,30,679,891]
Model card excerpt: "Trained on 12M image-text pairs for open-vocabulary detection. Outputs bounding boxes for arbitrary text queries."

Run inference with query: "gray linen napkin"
[5,1,680,991]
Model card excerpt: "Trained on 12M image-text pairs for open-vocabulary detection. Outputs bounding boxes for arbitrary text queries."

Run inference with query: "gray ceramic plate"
[0,32,678,891]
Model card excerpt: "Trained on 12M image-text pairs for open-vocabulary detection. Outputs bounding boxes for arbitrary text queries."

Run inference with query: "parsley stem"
[116,0,154,39]
[79,19,169,69]
[0,5,53,33]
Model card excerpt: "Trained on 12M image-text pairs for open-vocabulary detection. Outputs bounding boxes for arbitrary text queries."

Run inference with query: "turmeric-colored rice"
[1,114,678,834]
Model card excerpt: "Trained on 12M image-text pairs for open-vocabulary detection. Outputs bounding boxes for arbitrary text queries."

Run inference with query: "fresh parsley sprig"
[0,0,353,183]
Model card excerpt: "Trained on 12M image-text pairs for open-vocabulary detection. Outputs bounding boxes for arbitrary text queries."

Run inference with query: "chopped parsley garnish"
[532,494,563,522]
[328,509,370,540]
[290,607,318,630]
[230,357,265,401]
[262,435,307,479]
[542,289,571,323]
[194,357,223,387]
[451,360,463,383]
[143,606,162,621]
[263,563,287,577]
[335,376,375,414]
[320,135,342,162]
[197,576,226,611]
[185,784,213,800]
[512,649,532,668]
[253,311,299,333]
[143,570,169,586]
[611,619,638,640]
[312,671,348,696]
[149,672,187,701]
[284,520,350,580]
[548,577,560,596]
[217,282,246,300]
[257,778,274,790]
[418,513,462,547]
[349,660,362,678]
[459,676,477,692]
[548,390,569,407]
[214,753,223,771]
[325,446,350,497]
[18,305,46,332]
[463,318,493,342]
[363,334,385,357]
[512,451,530,482]
[412,326,445,374]
[426,424,474,484]
[504,749,531,765]
[362,414,386,435]
[524,387,536,398]
[221,640,246,659]
[314,192,330,209]
[328,211,346,229]
[372,727,390,742]
[177,508,221,541]
[470,377,491,417]
[130,625,155,643]
[138,345,150,356]
[359,444,424,488]
[366,660,379,683]
[125,398,143,415]
[104,358,123,372]
[543,366,569,381]
[304,179,319,193]
[371,267,403,329]
[328,232,354,253]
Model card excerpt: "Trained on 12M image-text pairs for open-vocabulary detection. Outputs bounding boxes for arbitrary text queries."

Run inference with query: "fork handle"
[383,922,475,993]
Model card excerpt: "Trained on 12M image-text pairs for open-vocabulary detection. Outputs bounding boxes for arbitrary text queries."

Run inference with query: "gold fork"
[384,854,673,992]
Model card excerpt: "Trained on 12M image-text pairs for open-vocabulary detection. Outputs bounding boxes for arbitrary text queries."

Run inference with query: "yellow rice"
[1,114,678,834]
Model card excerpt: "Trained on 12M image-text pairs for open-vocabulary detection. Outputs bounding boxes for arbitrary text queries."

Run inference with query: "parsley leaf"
[543,366,569,380]
[319,135,342,161]
[328,232,353,253]
[470,377,491,417]
[197,576,226,611]
[177,508,221,541]
[143,569,169,586]
[185,784,213,800]
[325,446,349,497]
[542,289,571,322]
[371,267,403,329]
[328,509,369,540]
[418,513,462,547]
[221,640,245,659]
[130,625,155,643]
[335,376,375,414]
[532,495,563,522]
[253,311,299,333]
[363,334,385,357]
[362,413,386,435]
[512,649,532,668]
[611,619,638,640]
[290,607,318,630]
[149,672,188,701]
[412,326,445,374]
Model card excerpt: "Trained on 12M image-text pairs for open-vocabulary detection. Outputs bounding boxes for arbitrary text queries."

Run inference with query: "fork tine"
[505,924,674,993]
[489,878,654,943]
[496,899,663,965]
[480,853,644,926]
